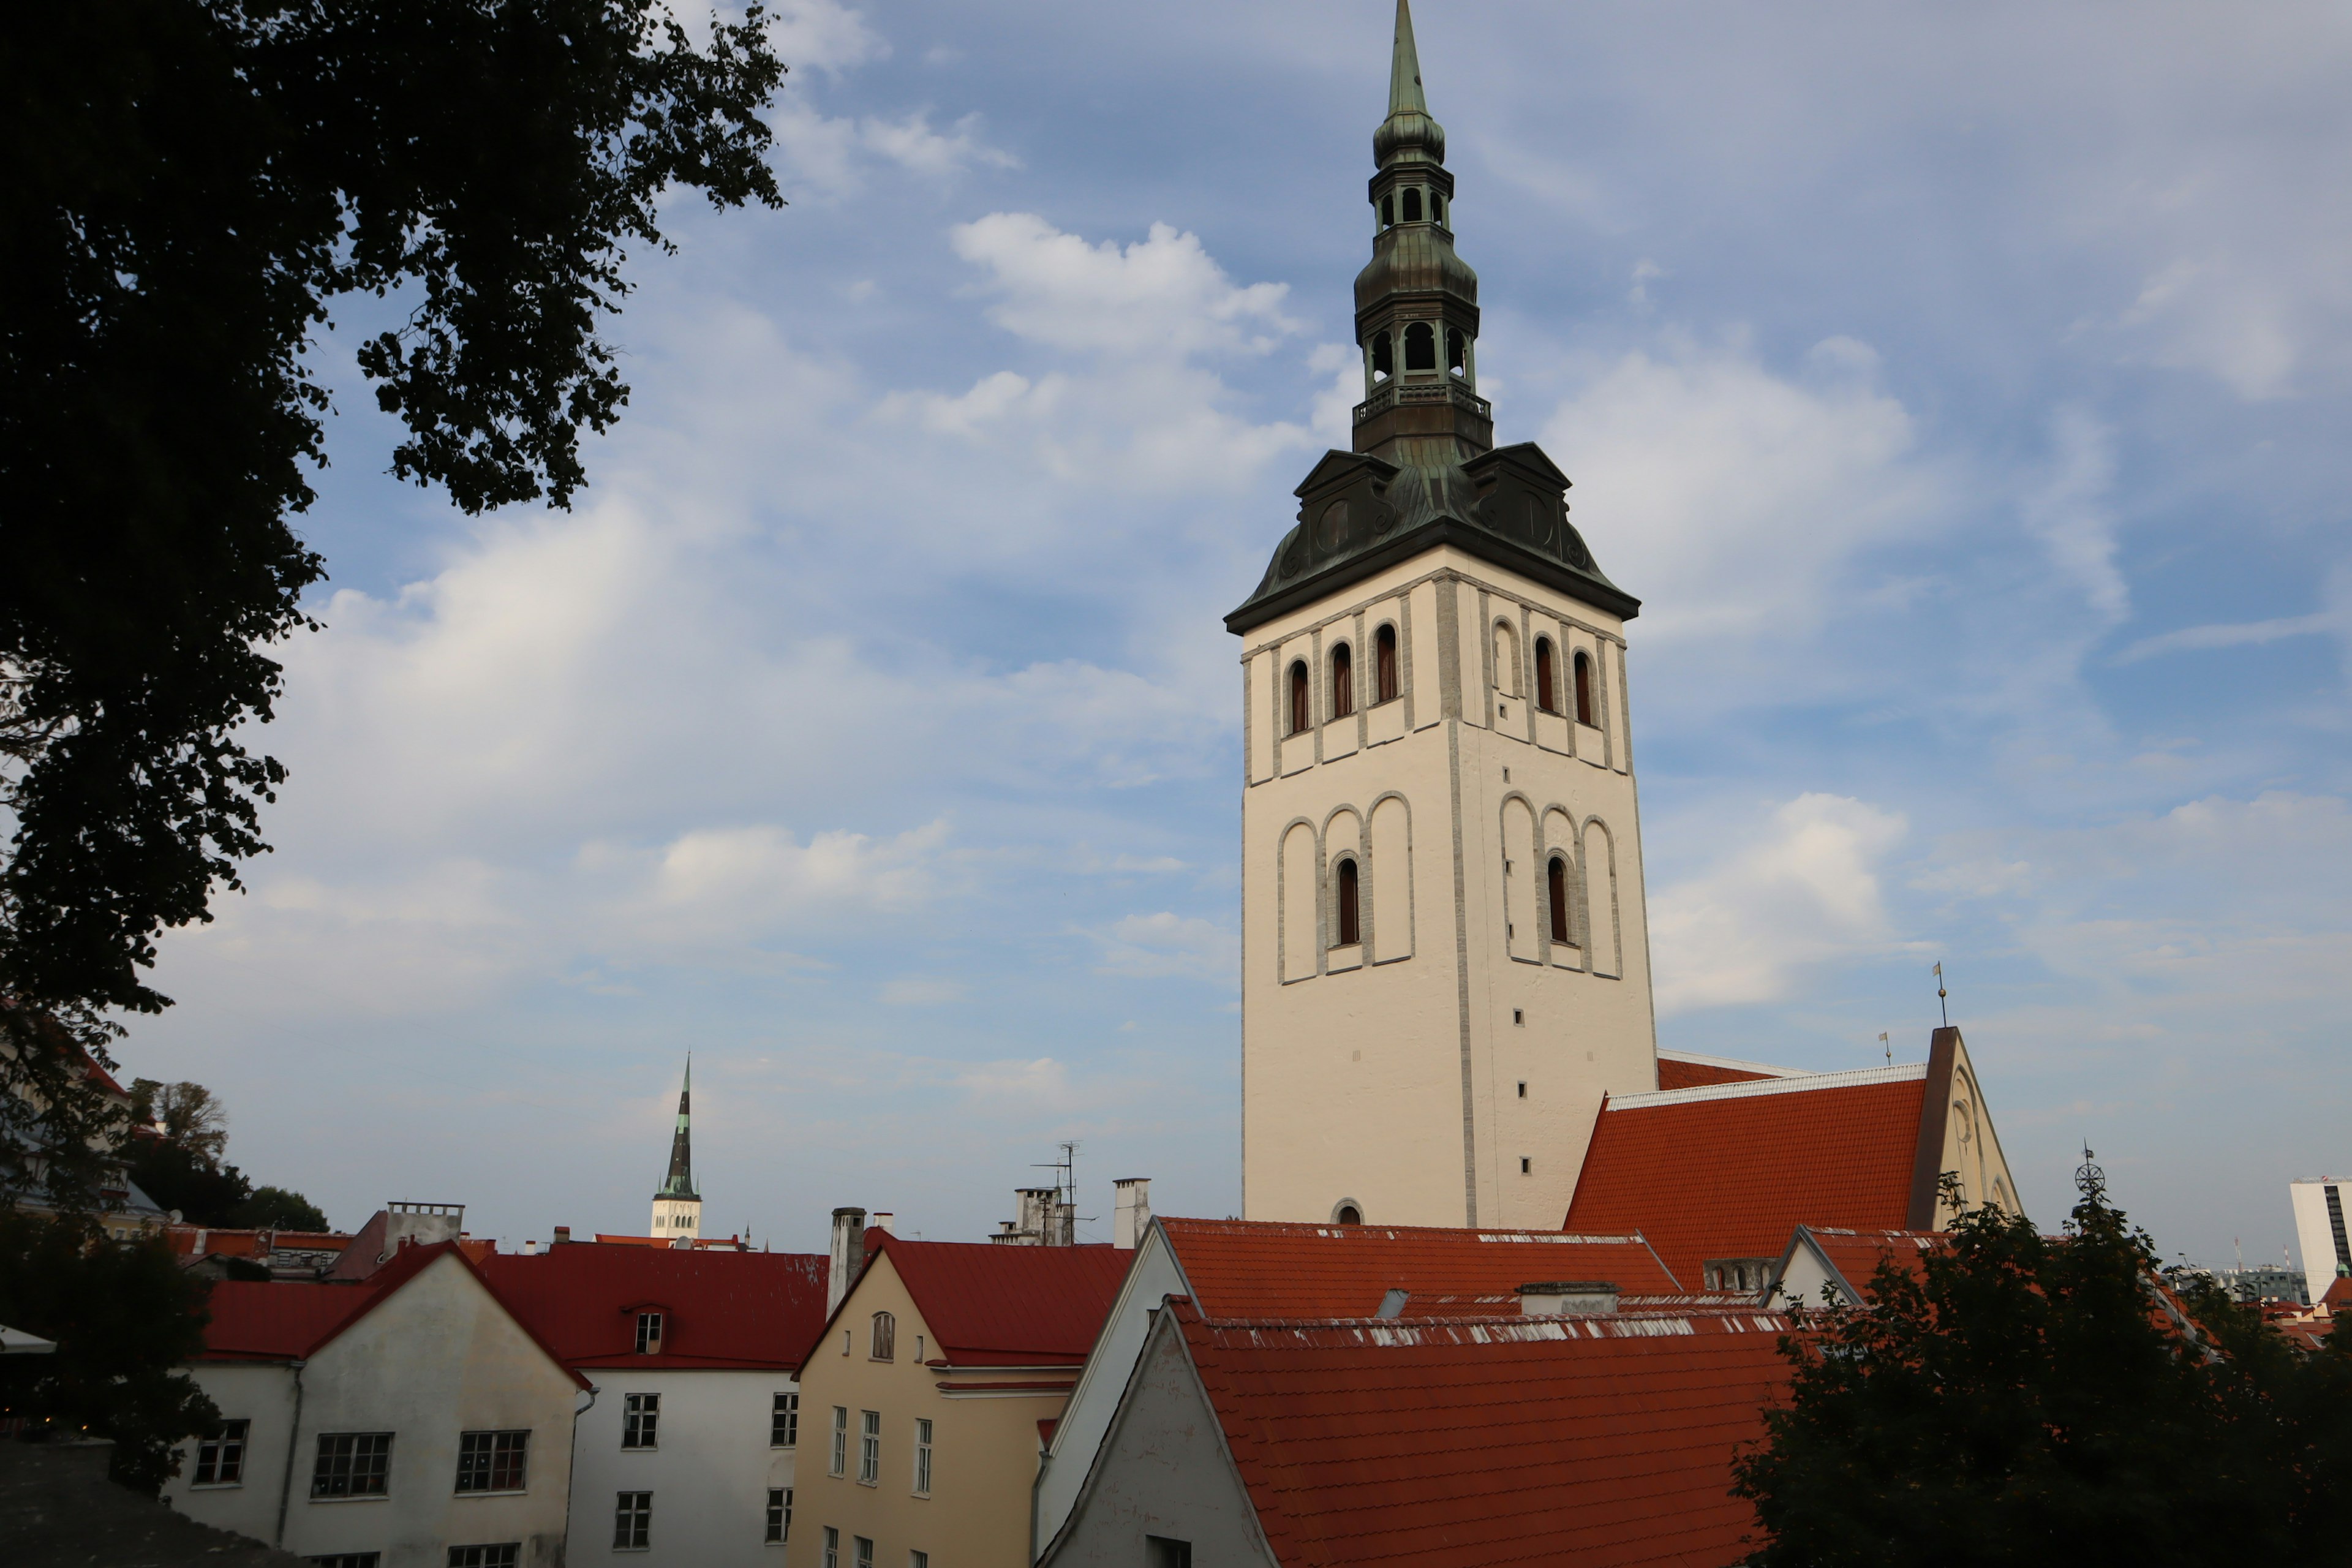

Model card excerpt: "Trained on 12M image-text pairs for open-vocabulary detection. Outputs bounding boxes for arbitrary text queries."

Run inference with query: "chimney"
[1113,1178,1153,1250]
[872,1212,896,1235]
[1375,1288,1409,1319]
[828,1207,868,1314]
[522,1239,538,1255]
[1518,1281,1619,1316]
[551,1226,572,1246]
[380,1202,464,1263]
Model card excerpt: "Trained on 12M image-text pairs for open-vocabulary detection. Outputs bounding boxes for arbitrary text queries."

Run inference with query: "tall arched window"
[1404,322,1436,371]
[1534,638,1558,713]
[1289,661,1310,735]
[1572,650,1594,726]
[1446,327,1467,376]
[1379,194,1395,228]
[1374,625,1399,703]
[1401,187,1423,223]
[870,1311,895,1362]
[1329,644,1353,719]
[1333,859,1360,948]
[1547,856,1574,945]
[1493,621,1519,697]
[1370,330,1393,380]
[1430,191,1444,225]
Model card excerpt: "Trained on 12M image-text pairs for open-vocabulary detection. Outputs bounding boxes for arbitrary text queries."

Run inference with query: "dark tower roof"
[655,1057,698,1202]
[1226,0,1636,635]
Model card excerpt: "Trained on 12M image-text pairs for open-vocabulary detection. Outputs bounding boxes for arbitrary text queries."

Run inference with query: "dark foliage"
[233,1183,328,1231]
[0,1209,217,1493]
[123,1136,252,1227]
[0,0,784,1161]
[1734,1173,2352,1565]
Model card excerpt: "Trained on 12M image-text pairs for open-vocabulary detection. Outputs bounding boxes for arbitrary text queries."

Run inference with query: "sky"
[121,0,2351,1270]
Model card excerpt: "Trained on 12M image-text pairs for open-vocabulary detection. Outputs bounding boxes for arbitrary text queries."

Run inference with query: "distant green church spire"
[656,1055,697,1201]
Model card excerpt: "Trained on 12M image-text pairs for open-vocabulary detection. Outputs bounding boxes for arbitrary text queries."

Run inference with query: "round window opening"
[1317,500,1352,551]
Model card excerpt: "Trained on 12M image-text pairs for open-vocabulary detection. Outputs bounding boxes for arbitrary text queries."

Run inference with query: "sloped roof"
[1172,1300,1794,1568]
[1654,1050,1803,1092]
[481,1244,830,1370]
[1565,1066,1930,1290]
[846,1237,1131,1368]
[1777,1227,1943,1305]
[1160,1218,1685,1308]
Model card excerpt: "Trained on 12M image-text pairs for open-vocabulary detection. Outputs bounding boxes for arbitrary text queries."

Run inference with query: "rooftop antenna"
[1933,962,1950,1028]
[1879,1031,1890,1066]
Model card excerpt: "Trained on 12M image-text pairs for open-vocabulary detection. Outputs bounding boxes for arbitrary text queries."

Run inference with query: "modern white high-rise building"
[2290,1178,2352,1294]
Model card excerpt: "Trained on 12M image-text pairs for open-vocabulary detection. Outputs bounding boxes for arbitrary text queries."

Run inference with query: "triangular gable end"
[1907,1028,2024,1227]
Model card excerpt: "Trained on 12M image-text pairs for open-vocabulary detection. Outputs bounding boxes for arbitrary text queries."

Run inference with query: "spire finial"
[1389,0,1428,116]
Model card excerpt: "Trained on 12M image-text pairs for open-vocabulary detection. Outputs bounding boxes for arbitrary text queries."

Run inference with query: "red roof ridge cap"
[1613,1061,1928,1110]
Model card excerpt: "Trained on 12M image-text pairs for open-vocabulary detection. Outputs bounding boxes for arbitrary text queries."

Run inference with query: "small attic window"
[870,1311,895,1362]
[635,1311,665,1355]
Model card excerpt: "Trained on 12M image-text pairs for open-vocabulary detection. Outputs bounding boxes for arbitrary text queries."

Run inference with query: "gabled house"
[788,1232,1130,1568]
[1767,1226,1943,1309]
[1039,1297,1796,1568]
[163,1240,585,1567]
[1033,1216,1684,1556]
[480,1240,831,1566]
[1564,1027,2019,1291]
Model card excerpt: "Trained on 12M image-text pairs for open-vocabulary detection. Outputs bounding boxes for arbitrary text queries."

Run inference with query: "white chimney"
[522,1239,538,1255]
[380,1202,464,1263]
[1113,1178,1153,1250]
[827,1207,868,1315]
[1518,1281,1619,1316]
[872,1212,895,1235]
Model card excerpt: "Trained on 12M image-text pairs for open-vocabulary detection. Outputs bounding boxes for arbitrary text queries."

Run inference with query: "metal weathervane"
[1934,962,1950,1027]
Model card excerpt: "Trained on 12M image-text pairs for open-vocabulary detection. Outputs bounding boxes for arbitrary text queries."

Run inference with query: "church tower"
[650,1057,701,1239]
[1228,0,1658,1229]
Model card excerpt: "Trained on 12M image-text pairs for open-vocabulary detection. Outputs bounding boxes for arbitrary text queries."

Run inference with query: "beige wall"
[1240,546,1659,1229]
[1929,1033,2022,1223]
[789,1254,1072,1568]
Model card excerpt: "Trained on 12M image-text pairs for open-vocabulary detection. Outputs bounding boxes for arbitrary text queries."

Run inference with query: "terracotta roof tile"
[1566,1069,1928,1291]
[866,1237,1131,1366]
[481,1245,830,1370]
[1174,1302,1795,1568]
[1784,1227,1943,1303]
[1160,1218,1685,1307]
[1654,1050,1802,1091]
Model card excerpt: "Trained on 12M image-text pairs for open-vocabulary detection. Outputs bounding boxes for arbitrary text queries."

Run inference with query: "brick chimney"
[828,1207,868,1314]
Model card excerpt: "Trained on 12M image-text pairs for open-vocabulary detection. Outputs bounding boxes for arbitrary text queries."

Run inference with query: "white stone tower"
[649,1056,701,1239]
[1229,0,1659,1229]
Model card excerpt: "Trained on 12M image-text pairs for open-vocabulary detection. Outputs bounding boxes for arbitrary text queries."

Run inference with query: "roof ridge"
[1656,1047,1810,1077]
[1611,1061,1927,1109]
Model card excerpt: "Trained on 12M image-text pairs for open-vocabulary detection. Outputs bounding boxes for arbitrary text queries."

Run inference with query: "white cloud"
[948,214,1300,359]
[1086,913,1238,982]
[2113,566,2352,667]
[1649,794,1910,1012]
[765,0,886,75]
[2022,405,2128,625]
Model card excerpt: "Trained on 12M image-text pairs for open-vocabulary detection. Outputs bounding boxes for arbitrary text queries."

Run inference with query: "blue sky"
[125,1,2350,1271]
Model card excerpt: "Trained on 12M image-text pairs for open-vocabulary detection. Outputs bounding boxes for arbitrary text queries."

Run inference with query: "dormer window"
[869,1311,895,1362]
[1329,644,1354,720]
[635,1311,664,1355]
[1401,188,1423,222]
[1289,662,1310,735]
[1404,322,1436,372]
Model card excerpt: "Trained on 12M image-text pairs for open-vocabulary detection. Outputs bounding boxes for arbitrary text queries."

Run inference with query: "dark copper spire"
[655,1055,697,1201]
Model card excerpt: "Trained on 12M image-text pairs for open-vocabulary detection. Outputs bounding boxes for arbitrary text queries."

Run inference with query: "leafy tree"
[232,1183,329,1231]
[126,1077,230,1164]
[0,1208,218,1492]
[1734,1169,2352,1564]
[123,1138,253,1227]
[1,0,786,1180]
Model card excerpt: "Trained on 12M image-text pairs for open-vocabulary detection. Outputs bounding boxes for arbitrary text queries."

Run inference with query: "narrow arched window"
[1573,650,1594,726]
[1329,644,1353,720]
[1334,859,1360,948]
[1374,625,1398,704]
[1446,327,1467,375]
[1548,856,1573,945]
[1335,1204,1363,1226]
[1404,322,1436,372]
[1401,187,1423,223]
[1289,661,1310,735]
[1493,621,1519,697]
[870,1311,895,1362]
[1430,192,1444,225]
[1379,194,1395,228]
[1534,638,1558,713]
[1371,330,1393,380]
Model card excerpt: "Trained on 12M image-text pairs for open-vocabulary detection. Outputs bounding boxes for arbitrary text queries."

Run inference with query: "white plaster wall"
[161,1361,299,1545]
[570,1367,801,1567]
[1032,1233,1185,1559]
[1240,546,1659,1231]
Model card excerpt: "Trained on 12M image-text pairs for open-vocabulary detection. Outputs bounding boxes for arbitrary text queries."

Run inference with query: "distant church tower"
[1229,0,1659,1229]
[650,1058,701,1238]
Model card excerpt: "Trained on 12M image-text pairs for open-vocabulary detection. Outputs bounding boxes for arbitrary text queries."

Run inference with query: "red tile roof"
[1779,1227,1943,1305]
[863,1237,1131,1368]
[1654,1051,1801,1091]
[1565,1068,1929,1292]
[1159,1218,1685,1308]
[481,1244,830,1371]
[1172,1300,1795,1568]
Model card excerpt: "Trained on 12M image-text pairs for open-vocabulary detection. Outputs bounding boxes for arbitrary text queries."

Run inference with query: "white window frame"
[765,1486,791,1545]
[194,1418,249,1487]
[913,1418,932,1497]
[622,1393,660,1450]
[829,1406,847,1476]
[858,1409,880,1485]
[771,1390,799,1449]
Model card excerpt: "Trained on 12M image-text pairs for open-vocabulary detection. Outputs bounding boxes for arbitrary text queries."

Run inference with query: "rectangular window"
[447,1548,521,1568]
[613,1490,652,1550]
[305,1556,382,1567]
[858,1410,880,1485]
[854,1536,875,1568]
[910,1554,929,1568]
[829,1406,848,1476]
[1145,1537,1193,1568]
[913,1418,932,1496]
[766,1486,791,1544]
[194,1418,249,1485]
[454,1430,529,1493]
[635,1311,664,1355]
[771,1391,799,1448]
[823,1526,839,1568]
[310,1432,393,1499]
[622,1393,660,1450]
